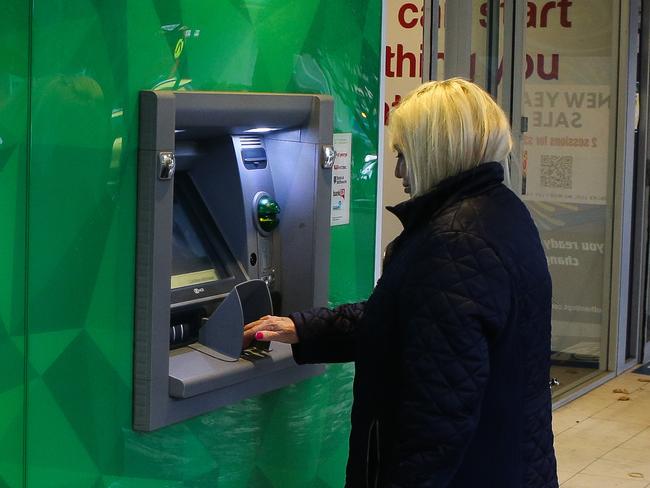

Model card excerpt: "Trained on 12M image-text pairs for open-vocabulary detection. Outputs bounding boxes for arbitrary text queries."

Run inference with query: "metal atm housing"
[134,91,333,431]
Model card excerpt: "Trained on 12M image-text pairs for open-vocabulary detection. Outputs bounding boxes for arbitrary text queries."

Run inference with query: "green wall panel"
[0,1,28,487]
[26,1,380,486]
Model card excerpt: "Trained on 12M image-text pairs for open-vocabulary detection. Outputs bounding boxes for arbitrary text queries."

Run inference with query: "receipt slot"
[134,91,333,431]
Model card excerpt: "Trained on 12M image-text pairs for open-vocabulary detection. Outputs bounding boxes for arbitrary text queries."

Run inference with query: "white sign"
[331,133,352,226]
[521,84,610,204]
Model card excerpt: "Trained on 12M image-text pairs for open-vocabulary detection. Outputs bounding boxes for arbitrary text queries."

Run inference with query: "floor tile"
[620,427,650,450]
[561,473,649,487]
[582,448,650,481]
[553,371,650,487]
[592,391,650,426]
[554,442,607,475]
[552,387,622,439]
[553,413,583,436]
[603,374,648,394]
[554,397,615,429]
[557,470,575,485]
[554,418,647,450]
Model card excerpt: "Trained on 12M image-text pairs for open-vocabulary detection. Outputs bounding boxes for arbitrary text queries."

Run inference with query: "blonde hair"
[389,78,513,197]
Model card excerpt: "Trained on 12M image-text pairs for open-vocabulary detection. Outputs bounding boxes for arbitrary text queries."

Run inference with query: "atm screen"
[171,190,231,290]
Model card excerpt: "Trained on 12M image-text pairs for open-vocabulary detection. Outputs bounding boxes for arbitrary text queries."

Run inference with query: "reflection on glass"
[444,0,615,392]
[171,198,221,289]
[471,0,490,88]
[520,0,616,392]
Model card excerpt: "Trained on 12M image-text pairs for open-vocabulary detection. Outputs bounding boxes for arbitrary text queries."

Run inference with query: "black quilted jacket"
[290,162,558,488]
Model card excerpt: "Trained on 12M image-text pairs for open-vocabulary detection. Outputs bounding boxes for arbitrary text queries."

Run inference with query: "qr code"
[540,155,573,189]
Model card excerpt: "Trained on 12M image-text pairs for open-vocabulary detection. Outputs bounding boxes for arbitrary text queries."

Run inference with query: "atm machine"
[134,91,334,431]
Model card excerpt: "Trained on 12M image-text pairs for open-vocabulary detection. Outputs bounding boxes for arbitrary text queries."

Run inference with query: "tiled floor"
[554,369,650,487]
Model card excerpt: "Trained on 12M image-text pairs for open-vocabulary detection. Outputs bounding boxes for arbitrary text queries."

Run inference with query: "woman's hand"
[243,315,299,348]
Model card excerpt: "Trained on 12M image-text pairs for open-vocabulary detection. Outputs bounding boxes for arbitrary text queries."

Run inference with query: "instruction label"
[331,133,352,226]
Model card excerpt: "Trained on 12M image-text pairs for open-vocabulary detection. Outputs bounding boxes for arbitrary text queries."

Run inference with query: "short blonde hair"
[389,78,512,197]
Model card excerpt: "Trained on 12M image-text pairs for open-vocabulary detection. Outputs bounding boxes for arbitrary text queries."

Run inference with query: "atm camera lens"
[250,253,257,266]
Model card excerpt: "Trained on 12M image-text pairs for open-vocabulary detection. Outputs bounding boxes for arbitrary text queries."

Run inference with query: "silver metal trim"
[159,151,176,180]
[629,0,649,364]
[170,293,228,310]
[615,0,640,372]
[321,144,335,169]
[606,0,636,375]
[501,0,526,196]
[486,0,500,98]
[599,1,619,376]
[422,0,440,81]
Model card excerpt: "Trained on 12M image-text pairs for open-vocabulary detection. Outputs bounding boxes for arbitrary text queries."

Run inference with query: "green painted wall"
[24,1,381,486]
[0,1,28,487]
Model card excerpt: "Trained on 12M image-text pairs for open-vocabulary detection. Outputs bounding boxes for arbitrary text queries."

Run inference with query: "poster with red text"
[381,1,426,252]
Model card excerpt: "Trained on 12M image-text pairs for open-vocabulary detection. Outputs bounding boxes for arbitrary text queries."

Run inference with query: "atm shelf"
[169,342,297,398]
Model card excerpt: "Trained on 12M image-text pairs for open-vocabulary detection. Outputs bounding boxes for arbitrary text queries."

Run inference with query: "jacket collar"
[387,162,505,231]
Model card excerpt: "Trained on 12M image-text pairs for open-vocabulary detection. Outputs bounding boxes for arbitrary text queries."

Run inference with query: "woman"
[245,78,558,487]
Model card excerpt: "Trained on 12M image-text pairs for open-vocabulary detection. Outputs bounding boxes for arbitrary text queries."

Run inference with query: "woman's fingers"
[243,328,284,347]
[244,317,269,331]
[248,323,282,338]
[241,315,298,345]
[244,315,280,331]
[253,330,282,342]
[243,320,278,341]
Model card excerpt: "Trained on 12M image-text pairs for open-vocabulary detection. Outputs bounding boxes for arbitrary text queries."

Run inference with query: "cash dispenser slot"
[134,91,333,431]
[171,279,286,398]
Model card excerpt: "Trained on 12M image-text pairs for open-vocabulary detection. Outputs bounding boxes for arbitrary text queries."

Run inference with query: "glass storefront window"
[520,0,618,392]
[433,0,622,394]
[420,0,641,395]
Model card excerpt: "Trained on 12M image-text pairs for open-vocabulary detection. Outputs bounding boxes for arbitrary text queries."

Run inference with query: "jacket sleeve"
[289,302,365,364]
[389,231,512,487]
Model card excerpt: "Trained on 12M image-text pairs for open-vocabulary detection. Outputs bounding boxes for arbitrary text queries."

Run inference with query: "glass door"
[520,0,631,393]
[434,0,638,395]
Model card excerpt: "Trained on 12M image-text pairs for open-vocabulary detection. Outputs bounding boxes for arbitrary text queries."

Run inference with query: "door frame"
[629,0,650,366]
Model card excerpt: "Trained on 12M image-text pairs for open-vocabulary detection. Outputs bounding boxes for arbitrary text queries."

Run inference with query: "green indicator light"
[257,195,280,232]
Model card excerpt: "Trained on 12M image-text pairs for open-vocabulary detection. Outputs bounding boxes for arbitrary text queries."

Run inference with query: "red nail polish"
[255,332,264,340]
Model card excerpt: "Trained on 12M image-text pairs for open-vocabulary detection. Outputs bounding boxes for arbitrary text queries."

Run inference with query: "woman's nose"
[395,158,403,178]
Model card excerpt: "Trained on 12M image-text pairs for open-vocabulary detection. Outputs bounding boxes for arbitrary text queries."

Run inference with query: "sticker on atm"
[171,269,219,289]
